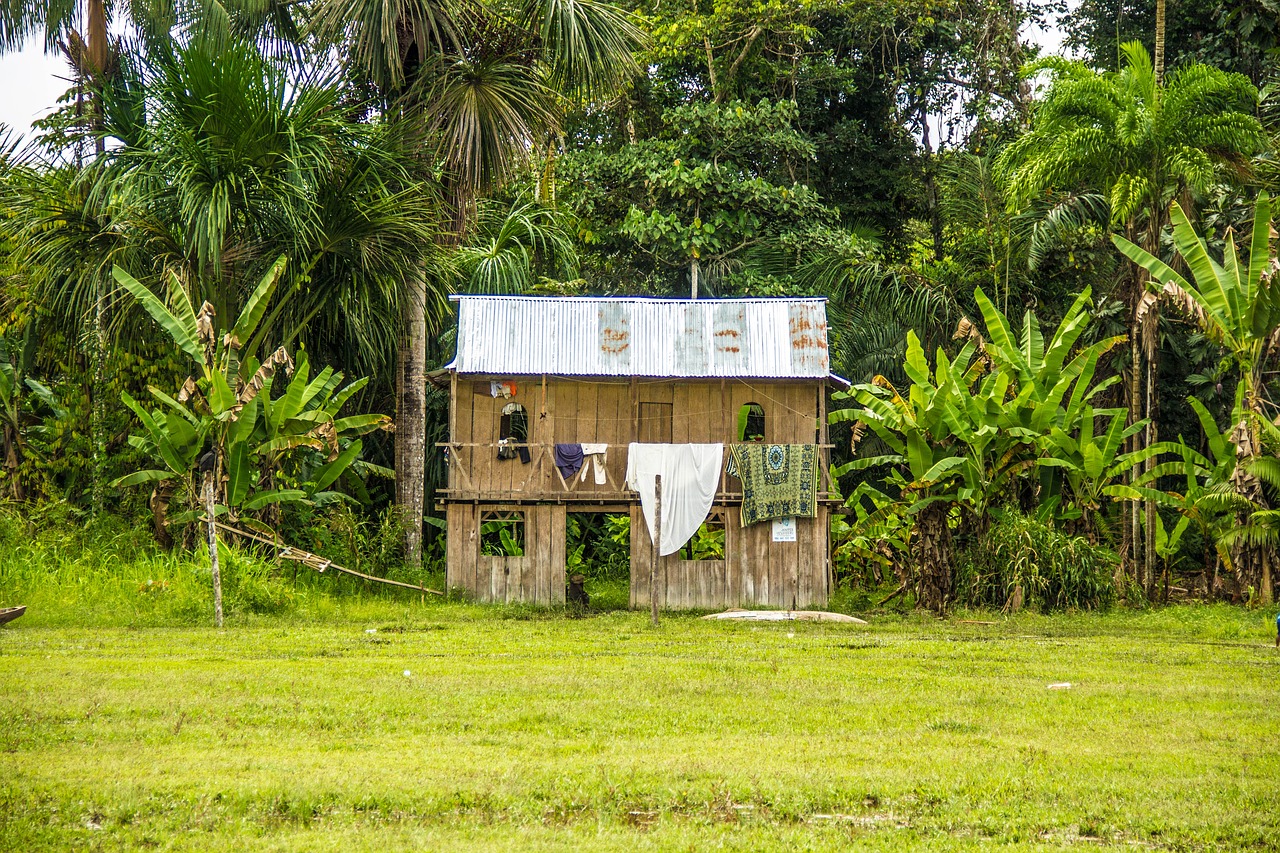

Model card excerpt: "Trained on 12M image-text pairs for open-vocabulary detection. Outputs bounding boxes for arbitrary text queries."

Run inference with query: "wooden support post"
[651,474,662,626]
[203,471,223,628]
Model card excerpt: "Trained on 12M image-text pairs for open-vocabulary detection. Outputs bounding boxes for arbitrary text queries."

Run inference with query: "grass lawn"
[2,603,1279,851]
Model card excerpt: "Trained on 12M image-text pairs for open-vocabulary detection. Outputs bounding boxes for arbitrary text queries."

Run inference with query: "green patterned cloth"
[727,444,819,526]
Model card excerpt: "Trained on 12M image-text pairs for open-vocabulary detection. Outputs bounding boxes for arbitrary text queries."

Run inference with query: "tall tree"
[1115,194,1280,603]
[998,41,1266,588]
[312,0,644,562]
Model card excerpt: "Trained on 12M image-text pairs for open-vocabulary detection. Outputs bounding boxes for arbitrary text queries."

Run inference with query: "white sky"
[0,11,1076,145]
[0,35,74,143]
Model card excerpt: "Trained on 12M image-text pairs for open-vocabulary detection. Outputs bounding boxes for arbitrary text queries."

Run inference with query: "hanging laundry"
[554,443,584,480]
[625,443,723,556]
[496,438,515,460]
[727,444,819,525]
[579,443,608,485]
[490,380,517,399]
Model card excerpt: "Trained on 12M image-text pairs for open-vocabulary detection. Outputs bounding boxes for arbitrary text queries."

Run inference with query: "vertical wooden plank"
[454,383,474,493]
[471,506,483,602]
[536,381,553,492]
[629,377,639,444]
[731,507,745,606]
[515,507,530,603]
[608,382,627,490]
[778,381,798,440]
[449,373,458,444]
[464,505,477,601]
[446,504,461,592]
[473,389,494,493]
[551,506,566,605]
[673,384,690,443]
[797,517,812,609]
[522,506,536,605]
[630,504,645,609]
[757,521,773,608]
[537,505,549,605]
[577,383,598,443]
[557,381,579,444]
[493,548,508,605]
[819,505,831,605]
[579,384,600,492]
[815,510,828,607]
[527,506,542,605]
[457,505,471,600]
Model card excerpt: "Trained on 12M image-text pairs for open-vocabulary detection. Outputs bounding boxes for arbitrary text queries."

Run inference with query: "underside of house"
[438,296,843,609]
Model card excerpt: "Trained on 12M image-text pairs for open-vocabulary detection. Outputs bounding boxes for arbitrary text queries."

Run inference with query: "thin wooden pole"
[203,472,223,628]
[651,474,662,626]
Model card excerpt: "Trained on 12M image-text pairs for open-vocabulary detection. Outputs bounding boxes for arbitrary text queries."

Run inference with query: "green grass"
[3,604,1279,850]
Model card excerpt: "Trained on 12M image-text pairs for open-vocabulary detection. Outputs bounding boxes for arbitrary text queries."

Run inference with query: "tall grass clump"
[0,502,446,627]
[953,511,1117,612]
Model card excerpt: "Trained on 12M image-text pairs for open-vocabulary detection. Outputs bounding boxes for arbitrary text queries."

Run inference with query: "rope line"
[472,380,819,422]
[204,518,444,596]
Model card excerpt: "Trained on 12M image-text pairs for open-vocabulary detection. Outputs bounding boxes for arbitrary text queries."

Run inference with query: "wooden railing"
[435,442,837,503]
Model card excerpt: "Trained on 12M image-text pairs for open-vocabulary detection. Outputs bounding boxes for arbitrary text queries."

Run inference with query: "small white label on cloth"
[772,517,796,542]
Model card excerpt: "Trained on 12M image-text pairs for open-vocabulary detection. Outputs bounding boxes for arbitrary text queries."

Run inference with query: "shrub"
[953,511,1117,612]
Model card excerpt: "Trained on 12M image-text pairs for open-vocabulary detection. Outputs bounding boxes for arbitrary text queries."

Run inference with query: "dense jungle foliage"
[4,0,1280,614]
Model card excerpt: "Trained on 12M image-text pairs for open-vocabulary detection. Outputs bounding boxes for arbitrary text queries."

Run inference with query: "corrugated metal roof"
[447,296,832,379]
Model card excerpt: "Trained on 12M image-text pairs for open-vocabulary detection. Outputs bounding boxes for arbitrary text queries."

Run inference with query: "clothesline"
[436,442,837,449]
[478,378,822,421]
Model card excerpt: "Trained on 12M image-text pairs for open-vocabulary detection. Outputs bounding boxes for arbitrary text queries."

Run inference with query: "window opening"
[638,402,673,443]
[500,402,528,442]
[567,513,631,610]
[480,510,525,556]
[680,509,726,560]
[738,402,765,442]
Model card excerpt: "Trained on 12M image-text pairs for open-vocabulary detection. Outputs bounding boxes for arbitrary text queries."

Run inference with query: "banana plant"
[1109,397,1242,596]
[832,286,1132,612]
[1114,193,1280,425]
[970,286,1126,437]
[1113,193,1280,601]
[832,332,1022,612]
[1036,405,1147,540]
[111,257,392,537]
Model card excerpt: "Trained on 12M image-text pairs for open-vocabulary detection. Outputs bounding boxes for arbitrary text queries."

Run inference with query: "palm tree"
[311,0,644,562]
[10,39,440,524]
[1114,193,1280,603]
[998,41,1266,588]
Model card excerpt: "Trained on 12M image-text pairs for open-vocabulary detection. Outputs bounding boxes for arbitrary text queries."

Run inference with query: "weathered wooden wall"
[444,375,830,609]
[628,505,829,610]
[446,503,566,605]
[449,378,821,498]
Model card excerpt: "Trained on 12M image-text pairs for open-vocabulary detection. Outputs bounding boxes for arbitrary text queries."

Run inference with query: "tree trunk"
[1144,345,1158,598]
[1154,0,1166,86]
[203,469,223,628]
[396,270,428,565]
[913,501,952,613]
[87,0,109,515]
[150,480,175,549]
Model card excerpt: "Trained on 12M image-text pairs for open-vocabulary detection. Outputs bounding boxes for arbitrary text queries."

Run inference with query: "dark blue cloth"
[554,443,584,480]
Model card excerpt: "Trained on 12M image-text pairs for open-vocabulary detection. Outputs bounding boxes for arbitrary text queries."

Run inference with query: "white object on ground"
[701,610,867,624]
[1047,682,1072,690]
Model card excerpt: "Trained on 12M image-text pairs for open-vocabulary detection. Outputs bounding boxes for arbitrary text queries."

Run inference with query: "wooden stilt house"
[438,296,843,609]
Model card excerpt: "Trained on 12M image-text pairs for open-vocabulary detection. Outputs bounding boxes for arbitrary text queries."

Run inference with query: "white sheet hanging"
[625,443,723,556]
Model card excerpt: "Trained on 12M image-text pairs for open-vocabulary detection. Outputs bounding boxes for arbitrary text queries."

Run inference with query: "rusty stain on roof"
[448,296,834,380]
